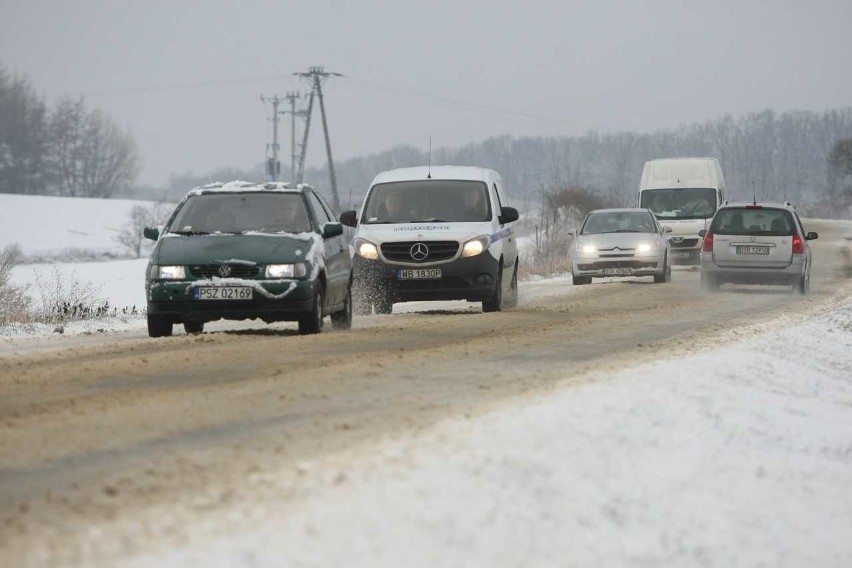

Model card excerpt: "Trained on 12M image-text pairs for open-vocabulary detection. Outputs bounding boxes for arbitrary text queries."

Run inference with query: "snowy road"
[1,220,851,566]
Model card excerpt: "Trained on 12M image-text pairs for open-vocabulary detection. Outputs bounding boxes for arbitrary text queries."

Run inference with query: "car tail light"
[702,231,714,252]
[792,234,805,254]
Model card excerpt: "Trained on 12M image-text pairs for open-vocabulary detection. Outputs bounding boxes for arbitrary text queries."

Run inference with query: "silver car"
[699,201,818,294]
[571,208,672,285]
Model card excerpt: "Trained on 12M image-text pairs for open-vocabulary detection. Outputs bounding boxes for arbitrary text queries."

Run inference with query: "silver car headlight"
[636,242,658,254]
[461,235,491,258]
[158,265,186,279]
[266,263,307,278]
[354,238,379,260]
[574,242,597,255]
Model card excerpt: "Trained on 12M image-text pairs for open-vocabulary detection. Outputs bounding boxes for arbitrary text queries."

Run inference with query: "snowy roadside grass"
[132,303,852,568]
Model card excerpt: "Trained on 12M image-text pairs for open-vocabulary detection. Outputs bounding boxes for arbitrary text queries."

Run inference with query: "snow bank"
[138,303,852,567]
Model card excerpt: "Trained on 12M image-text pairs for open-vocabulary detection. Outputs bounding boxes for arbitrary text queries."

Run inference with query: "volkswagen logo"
[409,242,429,261]
[671,236,683,244]
[218,264,232,277]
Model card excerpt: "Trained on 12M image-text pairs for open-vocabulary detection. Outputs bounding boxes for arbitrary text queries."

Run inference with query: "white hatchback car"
[571,208,672,285]
[699,201,818,293]
[339,166,520,314]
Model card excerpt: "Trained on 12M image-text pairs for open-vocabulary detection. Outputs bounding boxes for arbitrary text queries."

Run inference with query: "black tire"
[331,284,353,330]
[572,273,592,286]
[797,273,809,295]
[654,255,672,284]
[183,321,204,334]
[701,273,719,293]
[373,295,393,315]
[505,261,519,308]
[147,314,173,338]
[298,283,324,335]
[482,266,503,313]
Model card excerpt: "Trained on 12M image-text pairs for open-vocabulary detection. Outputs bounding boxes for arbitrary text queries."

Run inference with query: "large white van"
[638,157,726,264]
[339,166,520,314]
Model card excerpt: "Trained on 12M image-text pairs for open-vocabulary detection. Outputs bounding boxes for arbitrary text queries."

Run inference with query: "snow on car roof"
[371,166,497,185]
[186,181,313,196]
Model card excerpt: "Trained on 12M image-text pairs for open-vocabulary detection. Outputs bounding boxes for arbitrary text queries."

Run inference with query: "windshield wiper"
[169,230,210,236]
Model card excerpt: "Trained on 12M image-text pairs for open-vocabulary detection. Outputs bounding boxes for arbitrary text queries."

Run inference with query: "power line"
[343,76,582,127]
[83,74,291,97]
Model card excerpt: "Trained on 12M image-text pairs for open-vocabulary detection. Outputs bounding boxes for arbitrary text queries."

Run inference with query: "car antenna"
[427,134,432,179]
[752,180,757,205]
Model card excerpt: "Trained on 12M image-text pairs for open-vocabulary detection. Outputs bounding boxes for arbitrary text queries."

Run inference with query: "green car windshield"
[169,192,313,234]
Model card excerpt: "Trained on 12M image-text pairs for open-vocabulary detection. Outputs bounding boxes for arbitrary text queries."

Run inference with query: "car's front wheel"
[183,321,204,334]
[298,283,324,335]
[654,255,672,283]
[331,284,353,330]
[147,314,173,338]
[572,272,592,285]
[482,266,503,312]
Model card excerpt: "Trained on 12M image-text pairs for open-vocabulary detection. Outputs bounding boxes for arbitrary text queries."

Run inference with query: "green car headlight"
[265,263,307,278]
[158,265,186,279]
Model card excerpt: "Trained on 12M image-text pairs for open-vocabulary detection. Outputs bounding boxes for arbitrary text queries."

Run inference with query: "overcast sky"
[2,0,851,186]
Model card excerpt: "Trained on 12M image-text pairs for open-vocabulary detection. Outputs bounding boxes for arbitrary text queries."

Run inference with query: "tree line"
[0,63,138,197]
[294,108,852,217]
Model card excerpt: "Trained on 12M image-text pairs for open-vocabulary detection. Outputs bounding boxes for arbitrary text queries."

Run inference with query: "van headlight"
[157,265,186,279]
[266,263,307,278]
[354,238,379,260]
[461,235,491,258]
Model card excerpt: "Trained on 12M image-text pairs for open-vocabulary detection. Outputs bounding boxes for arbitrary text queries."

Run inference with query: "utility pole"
[260,94,285,182]
[294,66,342,210]
[281,91,300,184]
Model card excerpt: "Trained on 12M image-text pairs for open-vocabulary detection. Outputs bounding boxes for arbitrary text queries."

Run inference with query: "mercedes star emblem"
[218,264,232,277]
[410,242,429,261]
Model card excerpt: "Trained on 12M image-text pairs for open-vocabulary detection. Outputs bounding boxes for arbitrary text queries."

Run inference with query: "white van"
[339,166,520,314]
[638,157,725,264]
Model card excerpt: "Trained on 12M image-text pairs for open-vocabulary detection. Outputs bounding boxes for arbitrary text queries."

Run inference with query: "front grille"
[189,264,260,278]
[577,260,657,270]
[669,238,699,249]
[381,241,459,263]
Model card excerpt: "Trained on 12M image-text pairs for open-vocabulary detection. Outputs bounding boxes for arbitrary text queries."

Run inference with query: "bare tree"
[115,203,170,258]
[50,98,139,198]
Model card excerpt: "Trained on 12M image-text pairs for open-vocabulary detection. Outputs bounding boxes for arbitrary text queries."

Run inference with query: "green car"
[143,181,353,337]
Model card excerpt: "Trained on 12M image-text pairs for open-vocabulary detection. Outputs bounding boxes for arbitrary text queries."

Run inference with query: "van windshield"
[640,188,717,220]
[361,180,491,224]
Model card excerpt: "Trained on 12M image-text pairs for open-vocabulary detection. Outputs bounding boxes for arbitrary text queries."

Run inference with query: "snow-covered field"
[132,301,852,567]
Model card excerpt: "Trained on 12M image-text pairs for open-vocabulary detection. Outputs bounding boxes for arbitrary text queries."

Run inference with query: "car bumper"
[700,253,807,285]
[146,278,315,323]
[571,252,665,278]
[353,253,500,302]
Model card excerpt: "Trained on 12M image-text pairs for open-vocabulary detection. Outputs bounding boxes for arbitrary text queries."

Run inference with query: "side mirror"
[698,229,707,238]
[339,210,358,227]
[498,206,519,224]
[806,232,818,241]
[143,226,160,241]
[322,222,344,239]
[663,226,673,234]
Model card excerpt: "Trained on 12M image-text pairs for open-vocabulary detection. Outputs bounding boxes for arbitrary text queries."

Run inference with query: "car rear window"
[710,208,794,236]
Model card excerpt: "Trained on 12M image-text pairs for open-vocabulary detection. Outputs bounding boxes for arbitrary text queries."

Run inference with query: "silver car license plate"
[194,286,253,300]
[673,251,691,258]
[397,268,442,280]
[736,245,770,255]
[603,267,633,276]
